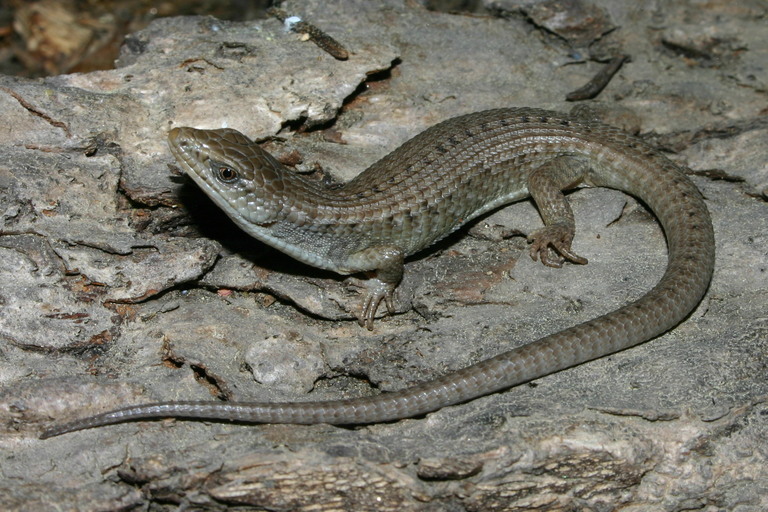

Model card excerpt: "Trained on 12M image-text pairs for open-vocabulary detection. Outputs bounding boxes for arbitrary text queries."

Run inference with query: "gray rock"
[1,0,766,510]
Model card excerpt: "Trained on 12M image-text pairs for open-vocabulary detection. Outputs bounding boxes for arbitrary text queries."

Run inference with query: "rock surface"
[1,0,767,510]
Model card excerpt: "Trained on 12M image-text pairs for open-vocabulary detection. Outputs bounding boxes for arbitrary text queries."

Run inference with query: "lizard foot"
[527,224,588,268]
[358,278,397,330]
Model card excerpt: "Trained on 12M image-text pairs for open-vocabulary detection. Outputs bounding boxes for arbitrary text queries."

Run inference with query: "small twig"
[565,55,629,101]
[267,7,349,60]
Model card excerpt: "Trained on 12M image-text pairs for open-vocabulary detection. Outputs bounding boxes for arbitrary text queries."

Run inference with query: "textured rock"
[1,0,766,510]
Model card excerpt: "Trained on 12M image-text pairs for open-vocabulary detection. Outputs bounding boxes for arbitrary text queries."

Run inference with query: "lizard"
[41,107,715,438]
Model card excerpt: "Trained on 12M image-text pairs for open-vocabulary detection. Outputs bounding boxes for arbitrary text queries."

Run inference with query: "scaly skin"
[41,108,714,438]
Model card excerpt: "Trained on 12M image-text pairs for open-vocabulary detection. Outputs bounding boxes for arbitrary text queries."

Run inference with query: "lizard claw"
[358,279,397,330]
[528,224,588,268]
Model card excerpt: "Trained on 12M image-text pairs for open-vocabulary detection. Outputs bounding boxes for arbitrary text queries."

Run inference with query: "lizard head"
[168,126,286,226]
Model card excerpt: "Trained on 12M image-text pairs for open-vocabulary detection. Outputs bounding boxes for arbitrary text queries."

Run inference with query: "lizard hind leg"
[526,156,592,268]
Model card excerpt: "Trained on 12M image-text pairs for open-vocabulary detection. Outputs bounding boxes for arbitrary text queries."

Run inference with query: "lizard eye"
[216,165,238,183]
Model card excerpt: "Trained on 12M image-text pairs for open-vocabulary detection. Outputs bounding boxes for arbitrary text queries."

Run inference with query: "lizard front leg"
[342,245,405,329]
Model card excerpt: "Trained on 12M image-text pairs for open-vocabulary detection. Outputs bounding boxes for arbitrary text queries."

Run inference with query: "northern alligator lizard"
[41,107,715,438]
